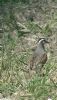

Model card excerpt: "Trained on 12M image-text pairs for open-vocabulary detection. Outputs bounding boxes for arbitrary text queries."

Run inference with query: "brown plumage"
[30,38,49,73]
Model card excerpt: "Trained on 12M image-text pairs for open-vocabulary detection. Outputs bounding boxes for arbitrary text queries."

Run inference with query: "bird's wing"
[30,53,47,69]
[39,53,47,64]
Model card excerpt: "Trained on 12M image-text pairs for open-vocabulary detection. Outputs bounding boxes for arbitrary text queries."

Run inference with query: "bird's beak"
[47,41,49,43]
[45,40,50,43]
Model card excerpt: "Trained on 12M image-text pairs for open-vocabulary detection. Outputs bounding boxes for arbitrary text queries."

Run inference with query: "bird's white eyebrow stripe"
[38,39,44,43]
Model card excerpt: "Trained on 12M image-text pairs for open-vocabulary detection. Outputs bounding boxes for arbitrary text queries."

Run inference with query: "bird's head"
[38,38,49,49]
[38,38,49,44]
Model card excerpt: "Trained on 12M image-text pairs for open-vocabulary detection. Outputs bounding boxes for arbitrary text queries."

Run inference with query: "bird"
[30,38,49,74]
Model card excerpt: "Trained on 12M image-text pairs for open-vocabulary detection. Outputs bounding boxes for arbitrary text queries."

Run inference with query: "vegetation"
[0,0,57,100]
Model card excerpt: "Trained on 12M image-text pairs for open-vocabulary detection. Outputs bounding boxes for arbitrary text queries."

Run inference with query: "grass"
[0,31,57,99]
[0,5,57,99]
[27,58,57,100]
